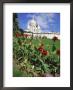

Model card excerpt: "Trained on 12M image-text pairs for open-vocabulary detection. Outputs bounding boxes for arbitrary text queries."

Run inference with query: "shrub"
[52,36,58,42]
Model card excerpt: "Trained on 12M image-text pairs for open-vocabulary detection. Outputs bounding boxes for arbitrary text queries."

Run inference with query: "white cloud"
[48,13,55,18]
[35,15,49,30]
[26,13,55,32]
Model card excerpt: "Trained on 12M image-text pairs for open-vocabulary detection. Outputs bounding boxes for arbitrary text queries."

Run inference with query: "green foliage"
[52,44,56,52]
[13,13,23,37]
[13,67,23,77]
[13,36,60,77]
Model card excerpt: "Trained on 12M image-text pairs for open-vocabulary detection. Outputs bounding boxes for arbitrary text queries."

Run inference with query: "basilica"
[24,16,60,39]
[25,16,41,33]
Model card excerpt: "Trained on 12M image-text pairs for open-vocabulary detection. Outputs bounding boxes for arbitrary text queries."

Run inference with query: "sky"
[16,13,60,33]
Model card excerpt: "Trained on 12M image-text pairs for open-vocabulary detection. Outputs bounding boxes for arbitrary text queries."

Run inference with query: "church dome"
[27,16,41,33]
[29,17,37,26]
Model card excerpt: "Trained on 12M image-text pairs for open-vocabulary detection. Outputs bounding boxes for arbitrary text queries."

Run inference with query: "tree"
[13,13,21,36]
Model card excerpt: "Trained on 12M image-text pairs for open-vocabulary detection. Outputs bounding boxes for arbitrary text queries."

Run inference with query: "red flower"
[23,34,31,38]
[38,47,43,52]
[24,34,28,38]
[15,33,20,37]
[52,36,58,42]
[42,50,48,55]
[38,44,44,52]
[38,44,48,56]
[56,49,60,56]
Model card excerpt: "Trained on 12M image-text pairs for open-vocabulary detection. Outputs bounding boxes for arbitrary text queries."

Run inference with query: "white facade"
[24,16,60,39]
[26,16,41,33]
[33,33,60,39]
[23,32,60,39]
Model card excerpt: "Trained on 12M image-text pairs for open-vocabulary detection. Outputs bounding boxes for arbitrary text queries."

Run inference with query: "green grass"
[13,67,23,77]
[31,38,60,53]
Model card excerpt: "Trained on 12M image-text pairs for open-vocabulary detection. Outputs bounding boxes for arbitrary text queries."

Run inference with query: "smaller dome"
[37,25,41,29]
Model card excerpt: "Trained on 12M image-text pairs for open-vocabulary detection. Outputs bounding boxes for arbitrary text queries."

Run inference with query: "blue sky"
[17,13,60,33]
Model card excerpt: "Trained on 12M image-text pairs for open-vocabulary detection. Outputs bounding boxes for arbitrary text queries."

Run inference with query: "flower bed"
[13,35,60,77]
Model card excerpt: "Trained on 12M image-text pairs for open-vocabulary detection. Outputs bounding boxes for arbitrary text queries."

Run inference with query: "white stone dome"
[26,16,41,33]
